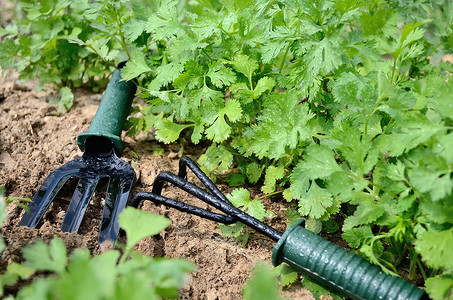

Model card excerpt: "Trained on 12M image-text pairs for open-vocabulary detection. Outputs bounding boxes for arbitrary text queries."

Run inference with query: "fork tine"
[61,177,99,233]
[98,175,133,244]
[19,169,78,228]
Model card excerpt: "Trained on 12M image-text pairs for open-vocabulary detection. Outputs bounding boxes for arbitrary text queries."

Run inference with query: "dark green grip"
[77,65,137,154]
[272,219,427,300]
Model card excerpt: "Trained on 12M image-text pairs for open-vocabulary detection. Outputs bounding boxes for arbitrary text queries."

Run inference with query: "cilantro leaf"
[273,264,298,287]
[253,77,276,98]
[235,92,314,160]
[50,87,74,112]
[218,222,246,239]
[261,165,284,194]
[148,61,186,91]
[227,188,250,208]
[123,18,147,43]
[144,0,183,40]
[54,249,120,300]
[85,38,119,61]
[243,263,282,300]
[342,226,374,248]
[409,166,453,201]
[343,202,386,231]
[122,52,152,81]
[231,54,259,80]
[205,99,242,143]
[295,144,341,180]
[260,26,292,64]
[0,38,19,68]
[377,112,444,156]
[298,182,335,219]
[434,132,453,164]
[332,127,378,175]
[226,188,266,221]
[22,238,67,274]
[198,144,233,173]
[425,274,453,300]
[206,61,236,88]
[430,80,453,121]
[415,228,453,270]
[154,118,191,144]
[119,207,172,250]
[246,162,264,184]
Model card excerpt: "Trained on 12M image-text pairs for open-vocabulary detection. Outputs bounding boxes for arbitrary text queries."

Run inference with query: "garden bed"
[0,71,313,299]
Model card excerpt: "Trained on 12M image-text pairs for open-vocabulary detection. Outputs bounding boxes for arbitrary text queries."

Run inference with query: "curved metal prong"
[131,157,282,241]
[18,163,80,228]
[132,191,237,224]
[61,177,99,233]
[98,174,133,244]
[177,156,232,204]
[132,171,237,224]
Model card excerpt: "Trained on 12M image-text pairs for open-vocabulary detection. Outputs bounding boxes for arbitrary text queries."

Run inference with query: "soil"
[0,70,315,299]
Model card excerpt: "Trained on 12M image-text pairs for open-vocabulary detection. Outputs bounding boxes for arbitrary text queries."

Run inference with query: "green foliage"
[301,277,343,300]
[272,264,299,287]
[49,87,74,112]
[218,188,274,245]
[425,274,453,300]
[118,206,172,251]
[243,263,283,300]
[0,207,195,300]
[0,186,31,215]
[3,0,453,296]
[0,0,117,91]
[0,186,6,255]
[0,186,6,226]
[415,228,453,271]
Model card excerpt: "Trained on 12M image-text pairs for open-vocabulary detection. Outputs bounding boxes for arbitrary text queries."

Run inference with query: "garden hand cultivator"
[19,64,136,244]
[132,157,428,300]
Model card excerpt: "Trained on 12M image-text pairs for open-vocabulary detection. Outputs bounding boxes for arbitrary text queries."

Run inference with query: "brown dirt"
[0,70,314,299]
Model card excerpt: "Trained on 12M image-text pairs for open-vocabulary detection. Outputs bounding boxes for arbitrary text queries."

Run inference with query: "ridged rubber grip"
[272,219,427,300]
[77,63,136,154]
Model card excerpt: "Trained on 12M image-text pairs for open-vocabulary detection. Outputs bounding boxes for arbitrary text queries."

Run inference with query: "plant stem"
[255,190,283,201]
[415,254,428,281]
[248,73,254,91]
[364,93,384,137]
[114,11,131,60]
[279,41,292,73]
[391,58,397,84]
[118,248,130,265]
[202,49,213,61]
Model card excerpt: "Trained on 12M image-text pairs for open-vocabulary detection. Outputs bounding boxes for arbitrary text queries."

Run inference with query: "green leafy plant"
[0,186,31,214]
[0,186,7,255]
[0,0,118,95]
[49,87,74,112]
[243,263,283,300]
[272,264,299,288]
[218,188,275,245]
[2,0,453,298]
[0,206,195,300]
[300,277,343,300]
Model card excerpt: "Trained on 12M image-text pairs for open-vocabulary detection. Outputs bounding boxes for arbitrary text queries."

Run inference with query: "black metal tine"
[133,172,281,240]
[18,161,82,228]
[132,192,236,224]
[98,174,134,244]
[176,156,232,204]
[141,171,237,224]
[133,171,283,240]
[61,177,99,233]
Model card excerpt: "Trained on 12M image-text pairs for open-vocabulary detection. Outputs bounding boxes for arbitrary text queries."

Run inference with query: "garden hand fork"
[19,63,136,244]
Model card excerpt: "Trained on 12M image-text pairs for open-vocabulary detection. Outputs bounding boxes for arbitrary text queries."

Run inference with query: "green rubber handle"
[77,64,136,154]
[272,219,428,300]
